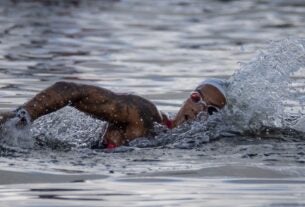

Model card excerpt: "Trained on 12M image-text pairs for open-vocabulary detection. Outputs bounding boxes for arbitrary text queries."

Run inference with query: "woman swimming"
[0,79,227,148]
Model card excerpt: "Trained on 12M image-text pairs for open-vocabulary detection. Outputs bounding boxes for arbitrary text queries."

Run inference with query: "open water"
[1,0,305,206]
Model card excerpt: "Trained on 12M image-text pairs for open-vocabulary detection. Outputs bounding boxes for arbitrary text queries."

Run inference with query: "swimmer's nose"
[173,98,206,127]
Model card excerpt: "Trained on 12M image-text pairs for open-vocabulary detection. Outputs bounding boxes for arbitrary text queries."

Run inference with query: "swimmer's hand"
[0,108,31,129]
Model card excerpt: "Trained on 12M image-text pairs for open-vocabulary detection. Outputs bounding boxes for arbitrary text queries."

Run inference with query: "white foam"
[225,38,305,131]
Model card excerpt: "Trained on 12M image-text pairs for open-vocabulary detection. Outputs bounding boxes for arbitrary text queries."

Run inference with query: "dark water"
[1,0,305,206]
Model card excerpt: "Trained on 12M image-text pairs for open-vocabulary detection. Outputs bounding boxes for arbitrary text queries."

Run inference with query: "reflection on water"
[1,177,305,207]
[1,0,305,206]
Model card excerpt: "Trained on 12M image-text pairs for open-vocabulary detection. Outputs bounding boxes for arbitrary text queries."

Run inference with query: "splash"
[2,39,305,151]
[0,116,33,149]
[131,38,305,148]
[31,107,105,149]
[225,38,305,132]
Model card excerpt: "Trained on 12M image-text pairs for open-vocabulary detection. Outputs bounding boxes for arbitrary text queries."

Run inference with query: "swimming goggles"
[190,91,220,115]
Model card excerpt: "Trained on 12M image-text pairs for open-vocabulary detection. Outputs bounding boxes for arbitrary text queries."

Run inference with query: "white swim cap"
[199,78,227,101]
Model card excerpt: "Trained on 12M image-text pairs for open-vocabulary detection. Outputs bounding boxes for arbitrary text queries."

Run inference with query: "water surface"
[1,0,305,206]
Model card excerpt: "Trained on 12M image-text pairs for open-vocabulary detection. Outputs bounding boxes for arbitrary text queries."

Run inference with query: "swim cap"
[198,78,227,101]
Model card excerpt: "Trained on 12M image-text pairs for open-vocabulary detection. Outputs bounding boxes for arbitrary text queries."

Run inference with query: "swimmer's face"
[173,84,226,127]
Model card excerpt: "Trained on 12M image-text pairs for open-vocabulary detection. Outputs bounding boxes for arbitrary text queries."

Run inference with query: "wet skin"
[173,84,227,127]
[0,81,226,147]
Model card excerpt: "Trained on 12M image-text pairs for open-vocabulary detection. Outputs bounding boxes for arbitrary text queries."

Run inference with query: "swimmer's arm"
[21,81,131,124]
[1,81,163,146]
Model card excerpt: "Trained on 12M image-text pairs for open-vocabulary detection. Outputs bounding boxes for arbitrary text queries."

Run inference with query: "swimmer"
[0,79,227,148]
